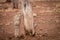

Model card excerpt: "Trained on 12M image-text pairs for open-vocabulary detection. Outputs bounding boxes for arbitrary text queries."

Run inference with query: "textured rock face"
[0,0,60,40]
[29,0,60,1]
[0,0,7,3]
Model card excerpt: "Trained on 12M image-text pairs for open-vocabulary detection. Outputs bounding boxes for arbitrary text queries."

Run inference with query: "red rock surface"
[0,1,60,40]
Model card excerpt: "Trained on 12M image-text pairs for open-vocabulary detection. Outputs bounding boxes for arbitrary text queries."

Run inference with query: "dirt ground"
[0,1,60,40]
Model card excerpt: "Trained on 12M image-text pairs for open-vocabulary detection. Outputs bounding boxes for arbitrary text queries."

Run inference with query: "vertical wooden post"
[21,0,35,35]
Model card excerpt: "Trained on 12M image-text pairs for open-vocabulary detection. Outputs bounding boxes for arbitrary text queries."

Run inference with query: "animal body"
[13,13,21,37]
[13,0,35,37]
[21,0,35,36]
[11,0,18,9]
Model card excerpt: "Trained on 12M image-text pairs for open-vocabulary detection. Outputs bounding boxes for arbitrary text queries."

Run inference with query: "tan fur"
[22,0,35,35]
[13,14,21,37]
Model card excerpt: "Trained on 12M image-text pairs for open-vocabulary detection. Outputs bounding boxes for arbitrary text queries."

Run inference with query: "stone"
[33,13,37,17]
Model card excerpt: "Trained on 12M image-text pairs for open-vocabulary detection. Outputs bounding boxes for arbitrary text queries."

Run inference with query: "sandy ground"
[0,1,60,40]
